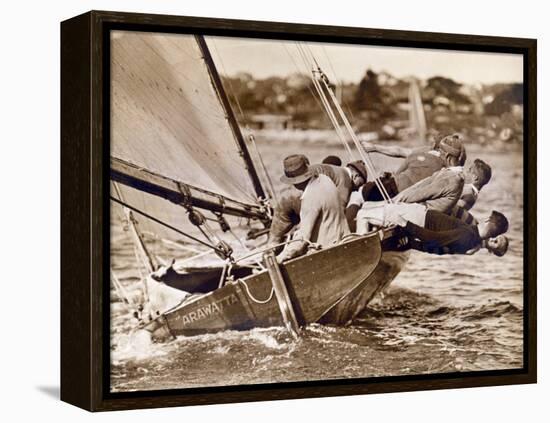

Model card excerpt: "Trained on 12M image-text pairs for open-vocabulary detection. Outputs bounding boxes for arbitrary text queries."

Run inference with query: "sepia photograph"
[108,29,525,393]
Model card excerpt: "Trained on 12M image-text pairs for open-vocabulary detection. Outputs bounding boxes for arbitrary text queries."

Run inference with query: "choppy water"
[110,143,524,392]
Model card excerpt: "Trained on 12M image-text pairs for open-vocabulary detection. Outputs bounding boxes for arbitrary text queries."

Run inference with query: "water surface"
[110,143,524,392]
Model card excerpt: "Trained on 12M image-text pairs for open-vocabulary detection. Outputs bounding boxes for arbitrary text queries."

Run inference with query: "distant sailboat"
[408,77,428,143]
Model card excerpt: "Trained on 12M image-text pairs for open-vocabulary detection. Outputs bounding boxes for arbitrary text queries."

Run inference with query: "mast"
[111,157,268,221]
[195,35,267,202]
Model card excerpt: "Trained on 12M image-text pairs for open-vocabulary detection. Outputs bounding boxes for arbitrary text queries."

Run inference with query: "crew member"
[311,160,368,210]
[322,155,342,166]
[275,155,350,262]
[359,133,467,201]
[400,209,509,255]
[358,202,509,256]
[448,159,492,224]
[268,158,367,245]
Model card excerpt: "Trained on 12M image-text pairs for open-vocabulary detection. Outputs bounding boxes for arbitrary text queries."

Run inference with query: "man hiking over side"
[390,157,492,215]
[359,133,467,201]
[357,202,509,256]
[448,159,492,224]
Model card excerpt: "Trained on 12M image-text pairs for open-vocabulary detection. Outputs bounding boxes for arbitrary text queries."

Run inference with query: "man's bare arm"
[361,141,412,158]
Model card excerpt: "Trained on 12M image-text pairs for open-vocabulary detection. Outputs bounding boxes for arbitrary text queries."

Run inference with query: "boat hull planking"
[152,234,382,337]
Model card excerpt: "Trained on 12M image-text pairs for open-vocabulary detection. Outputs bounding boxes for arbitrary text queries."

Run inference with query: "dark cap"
[322,155,342,166]
[347,160,368,181]
[439,133,467,165]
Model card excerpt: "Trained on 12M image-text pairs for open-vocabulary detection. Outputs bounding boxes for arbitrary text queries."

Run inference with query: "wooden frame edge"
[60,10,537,412]
[61,11,93,410]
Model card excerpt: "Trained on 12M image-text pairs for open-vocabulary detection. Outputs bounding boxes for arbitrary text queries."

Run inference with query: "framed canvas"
[60,10,537,411]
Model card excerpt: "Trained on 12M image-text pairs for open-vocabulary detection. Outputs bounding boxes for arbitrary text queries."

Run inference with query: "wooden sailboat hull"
[147,234,382,337]
[320,228,410,324]
[319,250,410,325]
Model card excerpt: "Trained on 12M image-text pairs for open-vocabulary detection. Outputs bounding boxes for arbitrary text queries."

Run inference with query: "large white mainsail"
[110,31,267,261]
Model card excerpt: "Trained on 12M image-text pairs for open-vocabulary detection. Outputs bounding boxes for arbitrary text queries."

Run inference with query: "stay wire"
[295,43,354,161]
[298,43,390,202]
[112,182,153,301]
[110,196,227,255]
[320,45,357,123]
[312,74,355,161]
[282,43,326,113]
[297,43,390,202]
[318,75,393,203]
[323,75,391,202]
[287,41,346,145]
[302,44,388,197]
[110,269,134,308]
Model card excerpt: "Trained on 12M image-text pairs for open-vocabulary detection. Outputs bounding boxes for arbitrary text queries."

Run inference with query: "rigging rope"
[133,246,150,303]
[112,182,156,304]
[110,269,134,308]
[211,39,247,121]
[310,68,355,161]
[177,248,216,265]
[110,195,230,257]
[112,182,159,271]
[227,226,266,271]
[282,43,327,113]
[247,131,279,207]
[320,45,357,123]
[295,42,392,203]
[239,279,275,304]
[317,71,393,203]
[295,43,354,161]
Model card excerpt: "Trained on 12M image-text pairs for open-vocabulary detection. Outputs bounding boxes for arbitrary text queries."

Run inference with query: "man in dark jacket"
[387,207,509,256]
[359,133,467,201]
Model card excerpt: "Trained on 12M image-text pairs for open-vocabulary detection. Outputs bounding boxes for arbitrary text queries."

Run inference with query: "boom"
[111,157,269,221]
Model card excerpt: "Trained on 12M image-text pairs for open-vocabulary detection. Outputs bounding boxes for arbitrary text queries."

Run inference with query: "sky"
[207,36,523,85]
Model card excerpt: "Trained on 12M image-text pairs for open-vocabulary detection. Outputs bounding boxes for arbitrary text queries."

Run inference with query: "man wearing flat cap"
[275,155,350,262]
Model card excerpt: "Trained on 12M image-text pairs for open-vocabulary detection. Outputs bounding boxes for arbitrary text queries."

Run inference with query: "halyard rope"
[297,42,393,204]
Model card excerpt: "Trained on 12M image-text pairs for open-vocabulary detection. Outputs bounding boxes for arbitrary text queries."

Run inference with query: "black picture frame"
[60,10,537,411]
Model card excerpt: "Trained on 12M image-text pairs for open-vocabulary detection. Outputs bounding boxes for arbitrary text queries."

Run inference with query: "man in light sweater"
[268,157,367,246]
[353,157,492,227]
[448,158,492,224]
[275,155,350,262]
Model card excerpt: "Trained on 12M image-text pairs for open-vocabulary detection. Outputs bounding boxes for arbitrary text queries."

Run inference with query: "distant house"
[248,114,293,130]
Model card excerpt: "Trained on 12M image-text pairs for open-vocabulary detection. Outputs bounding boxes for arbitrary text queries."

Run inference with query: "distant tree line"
[222,70,523,129]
